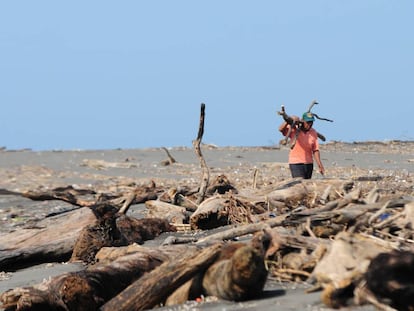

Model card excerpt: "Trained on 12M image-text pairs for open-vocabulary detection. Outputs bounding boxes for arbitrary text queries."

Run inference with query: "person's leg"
[303,163,314,179]
[289,163,306,178]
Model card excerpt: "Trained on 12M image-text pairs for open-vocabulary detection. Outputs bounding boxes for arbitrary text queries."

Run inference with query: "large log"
[95,244,200,265]
[0,245,169,311]
[202,244,268,301]
[0,207,96,271]
[166,230,272,305]
[100,243,222,311]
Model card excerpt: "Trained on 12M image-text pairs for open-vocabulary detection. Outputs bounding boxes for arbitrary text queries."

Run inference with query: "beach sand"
[0,141,412,310]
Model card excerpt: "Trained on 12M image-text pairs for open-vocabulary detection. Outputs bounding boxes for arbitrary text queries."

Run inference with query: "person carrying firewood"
[279,111,325,179]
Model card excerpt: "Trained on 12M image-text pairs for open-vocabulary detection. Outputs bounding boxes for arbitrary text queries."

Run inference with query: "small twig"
[307,100,318,113]
[313,113,334,122]
[276,268,311,278]
[374,230,414,244]
[305,217,317,239]
[320,185,332,204]
[359,233,400,250]
[118,191,136,215]
[368,200,391,225]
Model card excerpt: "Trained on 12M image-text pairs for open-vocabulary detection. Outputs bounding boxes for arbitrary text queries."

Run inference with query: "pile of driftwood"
[1,172,413,311]
[1,105,414,311]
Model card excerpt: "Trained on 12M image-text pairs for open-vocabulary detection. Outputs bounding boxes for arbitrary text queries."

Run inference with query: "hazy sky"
[1,1,413,150]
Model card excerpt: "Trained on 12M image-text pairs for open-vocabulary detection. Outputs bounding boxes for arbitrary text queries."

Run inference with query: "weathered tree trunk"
[100,244,222,311]
[202,244,268,301]
[166,230,273,305]
[0,246,170,311]
[0,207,96,271]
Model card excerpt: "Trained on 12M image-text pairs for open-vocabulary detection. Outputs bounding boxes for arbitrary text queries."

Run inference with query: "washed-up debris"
[0,161,413,311]
[0,106,412,310]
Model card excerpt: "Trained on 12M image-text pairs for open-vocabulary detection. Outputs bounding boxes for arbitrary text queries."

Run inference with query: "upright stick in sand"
[193,103,210,205]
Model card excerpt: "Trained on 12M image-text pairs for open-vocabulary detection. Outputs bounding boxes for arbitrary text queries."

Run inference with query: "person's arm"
[313,150,325,175]
[279,116,299,136]
[279,122,289,135]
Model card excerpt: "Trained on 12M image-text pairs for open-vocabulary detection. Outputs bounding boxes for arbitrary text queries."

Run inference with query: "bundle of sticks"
[277,100,333,148]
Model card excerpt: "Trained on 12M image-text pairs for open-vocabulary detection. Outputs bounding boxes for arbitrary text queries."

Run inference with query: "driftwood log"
[0,207,96,271]
[166,230,271,305]
[70,203,176,264]
[22,183,159,212]
[144,200,188,224]
[0,245,171,311]
[101,244,222,311]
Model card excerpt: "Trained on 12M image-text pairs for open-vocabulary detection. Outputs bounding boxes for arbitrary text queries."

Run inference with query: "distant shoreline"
[1,139,413,153]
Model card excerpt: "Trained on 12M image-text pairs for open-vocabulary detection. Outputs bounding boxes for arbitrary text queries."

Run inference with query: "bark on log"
[365,250,414,311]
[116,215,177,244]
[71,204,177,264]
[100,243,222,311]
[70,204,125,264]
[202,244,268,301]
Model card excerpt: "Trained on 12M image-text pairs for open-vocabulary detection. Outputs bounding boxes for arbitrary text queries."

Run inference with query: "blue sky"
[1,1,413,150]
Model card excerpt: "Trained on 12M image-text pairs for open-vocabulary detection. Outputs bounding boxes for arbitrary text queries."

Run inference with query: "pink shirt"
[282,126,319,164]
